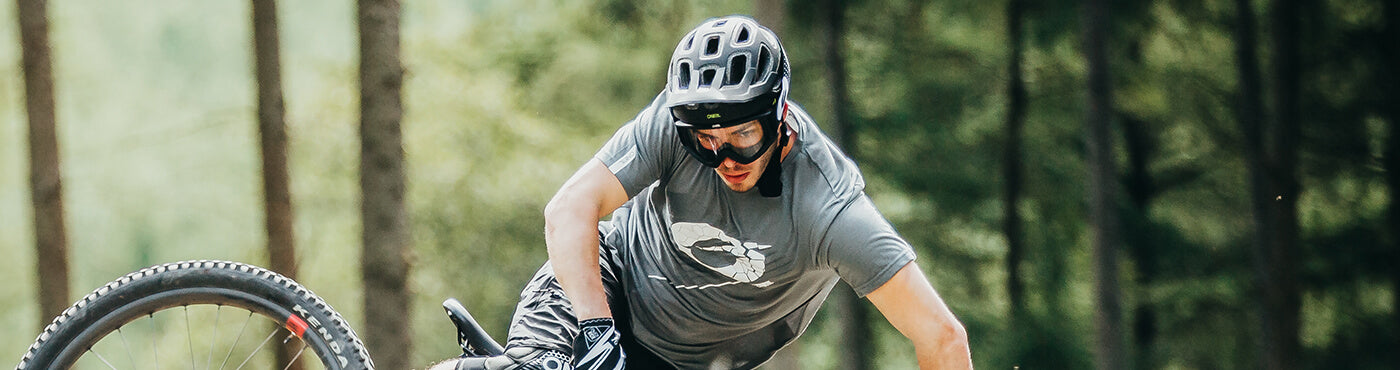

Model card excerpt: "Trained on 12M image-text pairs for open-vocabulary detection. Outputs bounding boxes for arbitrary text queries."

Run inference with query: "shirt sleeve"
[822,194,918,297]
[593,94,683,197]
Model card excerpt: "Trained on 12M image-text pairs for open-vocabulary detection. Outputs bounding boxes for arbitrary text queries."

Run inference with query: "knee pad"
[515,348,570,370]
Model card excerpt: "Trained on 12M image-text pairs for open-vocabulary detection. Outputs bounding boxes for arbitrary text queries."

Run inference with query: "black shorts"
[488,240,677,370]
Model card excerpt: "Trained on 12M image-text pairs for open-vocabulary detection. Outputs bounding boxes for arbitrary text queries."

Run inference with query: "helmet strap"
[757,117,789,198]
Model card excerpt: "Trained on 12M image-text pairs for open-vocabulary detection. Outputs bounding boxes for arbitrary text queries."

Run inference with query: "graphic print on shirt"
[667,222,775,289]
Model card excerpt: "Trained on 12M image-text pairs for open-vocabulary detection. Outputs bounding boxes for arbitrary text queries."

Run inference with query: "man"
[433,15,971,370]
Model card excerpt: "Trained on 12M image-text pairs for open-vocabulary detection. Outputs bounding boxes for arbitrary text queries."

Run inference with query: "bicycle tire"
[15,260,375,370]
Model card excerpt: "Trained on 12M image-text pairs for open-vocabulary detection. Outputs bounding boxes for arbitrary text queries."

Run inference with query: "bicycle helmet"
[666,15,791,196]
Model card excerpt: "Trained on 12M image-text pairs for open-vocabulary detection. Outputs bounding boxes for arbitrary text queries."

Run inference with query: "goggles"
[674,110,781,168]
[670,92,785,168]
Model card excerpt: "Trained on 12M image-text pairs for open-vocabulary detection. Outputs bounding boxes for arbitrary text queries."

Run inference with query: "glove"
[572,318,626,370]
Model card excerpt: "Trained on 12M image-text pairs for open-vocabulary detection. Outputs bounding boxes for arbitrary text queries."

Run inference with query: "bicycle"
[15,260,504,370]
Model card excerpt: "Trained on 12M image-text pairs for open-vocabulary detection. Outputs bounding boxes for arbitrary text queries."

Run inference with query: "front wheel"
[16,260,374,370]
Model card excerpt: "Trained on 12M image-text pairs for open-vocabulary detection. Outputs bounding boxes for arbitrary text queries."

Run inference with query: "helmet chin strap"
[756,119,789,198]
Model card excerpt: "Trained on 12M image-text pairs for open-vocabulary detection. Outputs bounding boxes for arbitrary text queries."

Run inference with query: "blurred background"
[2,0,1395,369]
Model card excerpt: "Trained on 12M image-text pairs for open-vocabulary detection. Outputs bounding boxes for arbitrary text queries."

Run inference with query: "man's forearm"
[868,263,973,369]
[544,200,611,321]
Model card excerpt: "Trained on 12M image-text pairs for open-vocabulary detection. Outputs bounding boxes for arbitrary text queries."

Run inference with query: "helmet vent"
[755,46,772,84]
[700,69,717,88]
[704,36,720,56]
[677,62,692,89]
[726,55,747,86]
[683,35,695,51]
[737,27,751,44]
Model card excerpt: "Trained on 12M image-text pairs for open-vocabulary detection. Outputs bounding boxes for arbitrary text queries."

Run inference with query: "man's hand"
[572,318,627,370]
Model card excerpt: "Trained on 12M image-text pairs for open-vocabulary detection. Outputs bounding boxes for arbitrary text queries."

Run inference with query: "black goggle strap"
[757,115,789,197]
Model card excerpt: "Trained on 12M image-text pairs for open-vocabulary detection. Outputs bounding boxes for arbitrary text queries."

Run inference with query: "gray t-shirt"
[594,93,916,369]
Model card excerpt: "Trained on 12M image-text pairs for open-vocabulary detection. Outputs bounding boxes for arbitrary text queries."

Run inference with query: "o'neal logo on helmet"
[707,113,722,119]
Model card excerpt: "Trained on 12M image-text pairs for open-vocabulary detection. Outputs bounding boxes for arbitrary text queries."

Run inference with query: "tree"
[753,0,786,39]
[1081,0,1126,367]
[815,0,873,369]
[18,0,72,327]
[1243,0,1303,367]
[1003,0,1027,319]
[1119,112,1159,370]
[1118,34,1162,370]
[359,0,413,368]
[1232,0,1272,365]
[251,0,300,368]
[754,2,802,369]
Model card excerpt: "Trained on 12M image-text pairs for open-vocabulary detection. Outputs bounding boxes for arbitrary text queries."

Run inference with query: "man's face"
[691,120,775,192]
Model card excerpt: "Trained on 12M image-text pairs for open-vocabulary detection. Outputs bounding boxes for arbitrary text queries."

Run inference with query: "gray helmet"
[665,15,790,129]
[664,15,792,197]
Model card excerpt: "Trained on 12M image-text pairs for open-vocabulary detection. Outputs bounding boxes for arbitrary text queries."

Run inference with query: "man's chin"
[723,176,761,192]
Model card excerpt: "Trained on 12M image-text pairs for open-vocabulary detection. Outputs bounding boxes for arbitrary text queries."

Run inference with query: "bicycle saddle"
[443,298,506,356]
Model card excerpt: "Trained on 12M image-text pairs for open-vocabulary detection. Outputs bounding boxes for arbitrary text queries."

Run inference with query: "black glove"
[572,318,626,370]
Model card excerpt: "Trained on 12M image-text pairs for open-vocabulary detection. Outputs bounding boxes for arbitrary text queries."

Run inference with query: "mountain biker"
[431,15,971,370]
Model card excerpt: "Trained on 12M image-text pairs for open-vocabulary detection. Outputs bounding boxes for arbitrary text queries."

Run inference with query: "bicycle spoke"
[86,348,120,370]
[80,305,311,370]
[207,305,222,370]
[118,327,136,369]
[233,327,281,370]
[281,342,309,370]
[150,314,159,370]
[186,306,196,369]
[219,311,254,370]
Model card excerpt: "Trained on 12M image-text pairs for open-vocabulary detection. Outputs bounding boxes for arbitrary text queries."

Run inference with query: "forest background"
[2,0,1396,369]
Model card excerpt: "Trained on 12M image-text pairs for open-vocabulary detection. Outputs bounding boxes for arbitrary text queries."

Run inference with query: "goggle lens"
[676,115,780,168]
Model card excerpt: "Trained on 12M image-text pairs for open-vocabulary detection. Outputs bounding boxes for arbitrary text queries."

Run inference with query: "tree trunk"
[753,2,802,369]
[252,0,300,368]
[816,1,871,369]
[1253,0,1303,367]
[752,0,785,39]
[1231,0,1272,367]
[1120,113,1160,370]
[359,0,413,368]
[1081,0,1126,367]
[18,0,72,327]
[819,0,853,155]
[1003,0,1027,319]
[1121,115,1154,209]
[1238,0,1302,366]
[1119,37,1158,365]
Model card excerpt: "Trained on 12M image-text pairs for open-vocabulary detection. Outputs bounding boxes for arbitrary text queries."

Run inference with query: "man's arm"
[867,261,973,369]
[544,158,629,320]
